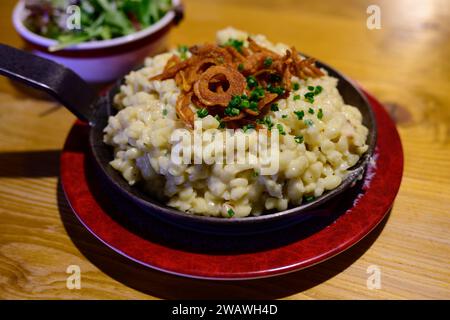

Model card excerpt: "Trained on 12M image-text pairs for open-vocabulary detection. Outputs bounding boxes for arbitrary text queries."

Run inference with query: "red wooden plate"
[60,90,403,280]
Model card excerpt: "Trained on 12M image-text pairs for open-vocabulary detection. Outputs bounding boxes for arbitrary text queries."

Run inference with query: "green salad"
[24,0,172,51]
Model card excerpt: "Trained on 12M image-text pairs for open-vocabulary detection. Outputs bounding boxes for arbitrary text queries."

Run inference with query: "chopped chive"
[196,108,208,118]
[242,124,255,133]
[224,96,241,116]
[252,170,259,177]
[270,103,279,111]
[257,116,274,130]
[228,95,241,108]
[247,75,258,89]
[162,109,168,116]
[227,208,235,217]
[249,101,258,111]
[224,38,244,53]
[178,45,188,60]
[317,108,323,119]
[276,123,286,135]
[250,87,265,101]
[292,82,300,91]
[263,56,273,67]
[240,99,249,109]
[231,108,240,115]
[267,85,284,95]
[282,114,287,119]
[293,95,301,101]
[304,92,315,103]
[304,86,322,103]
[216,115,225,128]
[294,110,305,120]
[294,135,304,144]
[238,63,244,71]
[314,85,323,95]
[266,117,274,130]
[308,108,314,114]
[304,195,315,202]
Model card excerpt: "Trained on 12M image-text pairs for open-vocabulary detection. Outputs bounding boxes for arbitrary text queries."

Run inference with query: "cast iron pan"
[0,44,377,234]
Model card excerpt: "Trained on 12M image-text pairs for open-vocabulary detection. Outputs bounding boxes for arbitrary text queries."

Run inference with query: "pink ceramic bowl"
[12,0,183,83]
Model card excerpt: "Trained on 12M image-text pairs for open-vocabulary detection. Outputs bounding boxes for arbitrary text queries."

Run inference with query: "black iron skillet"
[0,44,376,234]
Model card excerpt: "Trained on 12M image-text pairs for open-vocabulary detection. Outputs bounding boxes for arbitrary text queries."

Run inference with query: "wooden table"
[0,0,448,299]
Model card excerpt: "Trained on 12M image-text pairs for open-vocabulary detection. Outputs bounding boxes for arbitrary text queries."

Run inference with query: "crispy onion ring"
[193,66,246,107]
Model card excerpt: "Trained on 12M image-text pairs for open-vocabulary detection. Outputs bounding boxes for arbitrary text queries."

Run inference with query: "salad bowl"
[12,0,184,83]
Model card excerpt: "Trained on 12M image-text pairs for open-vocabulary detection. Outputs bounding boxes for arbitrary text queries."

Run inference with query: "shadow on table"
[0,150,60,177]
[57,179,390,299]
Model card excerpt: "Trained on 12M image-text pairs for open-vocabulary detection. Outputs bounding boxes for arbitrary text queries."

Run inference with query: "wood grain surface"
[0,0,449,299]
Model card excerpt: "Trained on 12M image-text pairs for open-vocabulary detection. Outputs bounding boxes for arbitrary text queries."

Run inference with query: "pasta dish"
[103,28,369,218]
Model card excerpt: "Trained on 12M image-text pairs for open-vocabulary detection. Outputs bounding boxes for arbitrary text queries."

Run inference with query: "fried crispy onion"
[175,92,195,128]
[150,37,324,129]
[194,66,246,107]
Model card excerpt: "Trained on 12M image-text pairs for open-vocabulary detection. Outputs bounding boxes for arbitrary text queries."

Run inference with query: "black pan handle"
[0,44,97,124]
